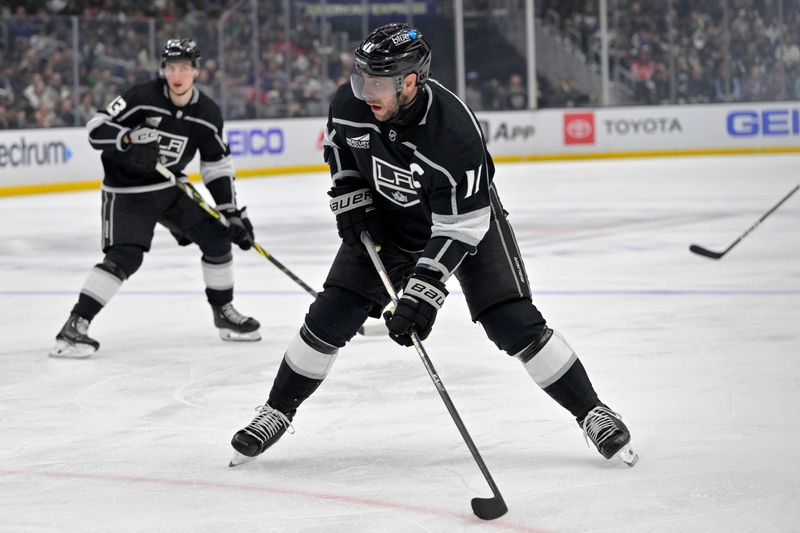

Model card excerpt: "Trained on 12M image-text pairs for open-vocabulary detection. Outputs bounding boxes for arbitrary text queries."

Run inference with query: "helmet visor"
[350,70,398,101]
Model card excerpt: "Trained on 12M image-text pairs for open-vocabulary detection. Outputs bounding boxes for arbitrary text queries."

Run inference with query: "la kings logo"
[372,156,423,207]
[155,131,188,166]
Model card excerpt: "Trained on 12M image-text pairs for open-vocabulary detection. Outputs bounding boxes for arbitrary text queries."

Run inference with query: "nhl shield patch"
[371,156,421,207]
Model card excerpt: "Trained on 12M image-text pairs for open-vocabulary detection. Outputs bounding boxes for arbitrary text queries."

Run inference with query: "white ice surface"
[1,155,799,533]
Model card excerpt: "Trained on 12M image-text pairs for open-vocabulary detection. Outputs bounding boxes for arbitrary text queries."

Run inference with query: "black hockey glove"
[384,273,448,347]
[123,126,160,173]
[221,207,254,251]
[328,187,382,246]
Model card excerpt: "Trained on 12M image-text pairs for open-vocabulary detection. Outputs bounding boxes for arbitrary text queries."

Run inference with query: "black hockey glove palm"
[384,273,448,346]
[123,126,160,173]
[328,187,382,246]
[222,207,254,251]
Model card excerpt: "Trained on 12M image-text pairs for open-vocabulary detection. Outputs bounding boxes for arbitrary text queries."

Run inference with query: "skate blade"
[219,329,262,342]
[49,340,96,359]
[613,442,639,467]
[229,450,257,467]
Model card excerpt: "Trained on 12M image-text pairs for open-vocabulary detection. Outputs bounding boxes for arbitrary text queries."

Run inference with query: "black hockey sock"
[72,293,104,321]
[70,261,127,321]
[202,253,234,306]
[541,359,599,420]
[268,359,324,413]
[206,287,233,307]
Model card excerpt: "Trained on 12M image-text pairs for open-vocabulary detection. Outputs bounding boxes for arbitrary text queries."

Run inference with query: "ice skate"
[211,302,261,341]
[579,404,638,467]
[229,403,295,467]
[49,313,99,359]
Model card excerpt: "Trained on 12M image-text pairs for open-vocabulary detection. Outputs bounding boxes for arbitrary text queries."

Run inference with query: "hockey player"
[230,24,637,467]
[50,39,260,358]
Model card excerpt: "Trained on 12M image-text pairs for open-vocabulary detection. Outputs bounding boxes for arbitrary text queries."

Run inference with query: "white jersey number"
[106,96,127,117]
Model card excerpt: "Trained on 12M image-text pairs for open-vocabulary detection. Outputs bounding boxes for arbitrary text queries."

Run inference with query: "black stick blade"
[689,244,724,260]
[471,496,508,520]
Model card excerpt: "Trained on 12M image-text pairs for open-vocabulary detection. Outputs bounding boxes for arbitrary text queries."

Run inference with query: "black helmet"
[353,23,431,92]
[160,38,201,69]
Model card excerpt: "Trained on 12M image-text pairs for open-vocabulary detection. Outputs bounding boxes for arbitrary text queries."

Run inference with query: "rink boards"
[1,101,799,196]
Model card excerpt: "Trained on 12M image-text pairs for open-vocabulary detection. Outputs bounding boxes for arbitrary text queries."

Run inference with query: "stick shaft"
[359,232,505,503]
[155,163,319,298]
[690,184,799,259]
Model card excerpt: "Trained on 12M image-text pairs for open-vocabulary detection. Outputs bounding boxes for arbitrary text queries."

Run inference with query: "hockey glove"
[328,187,382,246]
[123,126,160,173]
[221,207,254,251]
[384,273,448,346]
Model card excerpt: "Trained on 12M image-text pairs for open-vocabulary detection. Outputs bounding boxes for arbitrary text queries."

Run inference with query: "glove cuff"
[329,188,372,215]
[404,276,448,310]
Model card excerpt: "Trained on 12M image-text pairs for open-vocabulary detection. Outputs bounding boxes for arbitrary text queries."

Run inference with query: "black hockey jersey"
[324,79,495,280]
[87,79,237,209]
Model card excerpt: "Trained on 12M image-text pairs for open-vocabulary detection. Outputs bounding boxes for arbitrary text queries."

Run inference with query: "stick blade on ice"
[689,244,725,260]
[471,496,508,520]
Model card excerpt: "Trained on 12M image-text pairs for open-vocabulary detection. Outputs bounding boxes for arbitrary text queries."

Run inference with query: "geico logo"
[603,117,682,135]
[727,109,800,136]
[227,128,285,156]
[0,138,72,167]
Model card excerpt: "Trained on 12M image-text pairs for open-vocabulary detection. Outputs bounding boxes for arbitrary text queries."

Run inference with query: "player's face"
[356,73,416,122]
[163,60,196,96]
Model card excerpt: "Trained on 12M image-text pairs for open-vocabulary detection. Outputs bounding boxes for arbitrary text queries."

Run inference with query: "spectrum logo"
[0,138,73,167]
[564,112,595,145]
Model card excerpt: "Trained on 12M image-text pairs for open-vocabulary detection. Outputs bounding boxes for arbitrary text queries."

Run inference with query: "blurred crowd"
[0,0,349,129]
[1,1,798,130]
[542,0,800,105]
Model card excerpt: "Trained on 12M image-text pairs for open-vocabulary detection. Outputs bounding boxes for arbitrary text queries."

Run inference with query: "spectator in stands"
[53,97,75,127]
[77,90,97,125]
[505,73,528,110]
[23,73,58,112]
[464,71,483,110]
[33,101,55,127]
[0,105,10,129]
[686,63,712,103]
[742,64,769,101]
[713,63,742,102]
[631,46,657,103]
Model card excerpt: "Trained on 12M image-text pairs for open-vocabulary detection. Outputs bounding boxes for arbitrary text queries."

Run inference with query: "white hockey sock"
[202,257,234,291]
[80,266,123,306]
[518,329,578,389]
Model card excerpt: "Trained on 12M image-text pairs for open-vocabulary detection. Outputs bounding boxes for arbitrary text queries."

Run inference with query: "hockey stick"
[360,231,508,521]
[154,163,385,336]
[690,184,799,260]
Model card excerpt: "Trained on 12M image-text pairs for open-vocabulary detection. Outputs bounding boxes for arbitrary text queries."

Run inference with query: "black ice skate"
[229,403,295,467]
[579,404,638,467]
[211,302,261,341]
[49,313,100,359]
